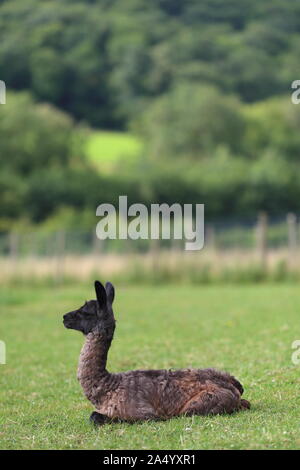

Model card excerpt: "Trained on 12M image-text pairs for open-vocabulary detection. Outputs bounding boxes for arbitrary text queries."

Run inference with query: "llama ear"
[94,280,107,310]
[105,282,115,304]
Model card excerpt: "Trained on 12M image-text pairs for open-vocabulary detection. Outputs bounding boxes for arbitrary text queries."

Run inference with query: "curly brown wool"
[63,281,250,424]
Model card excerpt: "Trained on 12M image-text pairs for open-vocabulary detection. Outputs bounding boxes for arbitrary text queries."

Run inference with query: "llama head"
[63,280,115,336]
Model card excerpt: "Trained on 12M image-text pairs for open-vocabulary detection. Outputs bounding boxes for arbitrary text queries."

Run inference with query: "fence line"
[0,213,299,282]
[1,214,299,256]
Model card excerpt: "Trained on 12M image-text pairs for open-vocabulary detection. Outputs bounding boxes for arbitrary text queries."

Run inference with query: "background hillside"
[1,0,300,127]
[1,0,300,228]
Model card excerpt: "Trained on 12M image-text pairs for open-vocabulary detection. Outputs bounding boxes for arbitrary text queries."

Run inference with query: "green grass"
[86,130,142,172]
[0,283,300,449]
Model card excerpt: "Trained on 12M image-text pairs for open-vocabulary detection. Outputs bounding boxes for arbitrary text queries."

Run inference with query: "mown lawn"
[0,283,299,450]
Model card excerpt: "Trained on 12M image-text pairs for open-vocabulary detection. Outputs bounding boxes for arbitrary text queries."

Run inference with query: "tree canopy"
[1,0,300,228]
[0,0,299,127]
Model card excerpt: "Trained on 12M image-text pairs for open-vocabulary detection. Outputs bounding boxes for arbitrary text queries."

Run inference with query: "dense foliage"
[1,0,300,228]
[1,0,300,127]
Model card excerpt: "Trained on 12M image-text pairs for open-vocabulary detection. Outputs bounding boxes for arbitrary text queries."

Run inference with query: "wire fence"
[1,213,298,254]
[0,212,299,283]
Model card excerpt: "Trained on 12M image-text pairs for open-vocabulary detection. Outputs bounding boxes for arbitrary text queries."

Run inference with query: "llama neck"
[77,331,112,389]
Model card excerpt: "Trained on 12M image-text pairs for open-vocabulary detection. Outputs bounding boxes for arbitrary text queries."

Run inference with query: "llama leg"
[239,398,251,410]
[182,387,246,416]
[90,411,110,426]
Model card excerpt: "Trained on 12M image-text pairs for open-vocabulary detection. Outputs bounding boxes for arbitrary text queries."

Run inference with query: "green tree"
[136,84,245,161]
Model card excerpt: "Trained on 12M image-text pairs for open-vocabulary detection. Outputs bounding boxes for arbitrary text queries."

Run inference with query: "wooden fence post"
[27,231,37,258]
[55,230,65,284]
[287,213,297,267]
[206,224,216,251]
[171,216,182,252]
[93,231,103,272]
[150,238,160,271]
[256,212,268,268]
[9,232,19,262]
[9,232,19,276]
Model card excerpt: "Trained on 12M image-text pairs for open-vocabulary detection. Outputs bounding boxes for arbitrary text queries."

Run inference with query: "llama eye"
[82,310,92,316]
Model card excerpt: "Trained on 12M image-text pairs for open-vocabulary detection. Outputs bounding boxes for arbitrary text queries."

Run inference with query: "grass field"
[0,283,300,450]
[86,130,142,173]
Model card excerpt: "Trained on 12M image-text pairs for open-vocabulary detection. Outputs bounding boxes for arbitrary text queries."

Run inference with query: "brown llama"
[63,280,250,425]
